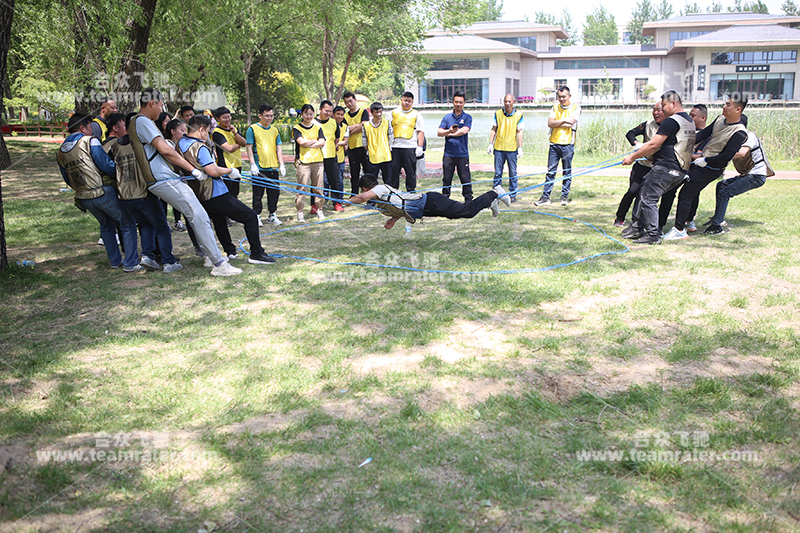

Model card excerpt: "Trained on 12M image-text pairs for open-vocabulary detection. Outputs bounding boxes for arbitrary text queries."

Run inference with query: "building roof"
[422,34,538,57]
[538,44,666,58]
[642,12,800,35]
[673,24,800,45]
[427,20,568,40]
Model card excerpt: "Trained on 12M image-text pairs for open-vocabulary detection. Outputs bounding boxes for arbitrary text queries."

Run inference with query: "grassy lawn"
[1,140,799,532]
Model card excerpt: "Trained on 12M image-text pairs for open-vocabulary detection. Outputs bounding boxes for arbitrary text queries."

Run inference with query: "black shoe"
[703,224,725,236]
[510,196,517,203]
[621,225,644,239]
[249,252,276,265]
[633,234,662,245]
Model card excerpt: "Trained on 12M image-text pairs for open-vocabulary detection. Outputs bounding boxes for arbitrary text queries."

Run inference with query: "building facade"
[410,14,800,105]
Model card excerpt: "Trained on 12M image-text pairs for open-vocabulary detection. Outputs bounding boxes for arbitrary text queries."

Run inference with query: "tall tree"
[627,0,656,44]
[782,0,800,14]
[656,0,675,19]
[583,6,619,46]
[535,9,578,46]
[727,0,769,12]
[117,0,158,113]
[0,0,13,272]
[681,2,703,14]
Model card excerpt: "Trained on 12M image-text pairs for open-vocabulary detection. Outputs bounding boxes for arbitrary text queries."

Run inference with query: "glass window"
[711,50,796,65]
[709,72,794,100]
[430,58,490,71]
[554,58,649,69]
[670,31,712,47]
[491,36,536,51]
[420,78,489,103]
[578,78,622,98]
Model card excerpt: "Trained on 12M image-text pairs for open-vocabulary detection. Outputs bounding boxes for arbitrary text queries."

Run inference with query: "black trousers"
[673,166,723,231]
[391,147,417,191]
[322,157,343,202]
[442,155,473,201]
[226,167,241,198]
[422,190,496,219]
[348,146,368,195]
[252,170,280,215]
[365,160,392,185]
[634,165,687,238]
[201,192,264,256]
[616,162,649,222]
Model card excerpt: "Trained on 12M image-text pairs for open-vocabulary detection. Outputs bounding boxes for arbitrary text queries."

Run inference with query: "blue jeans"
[711,174,766,225]
[493,150,518,196]
[120,193,177,265]
[81,185,139,268]
[543,144,574,199]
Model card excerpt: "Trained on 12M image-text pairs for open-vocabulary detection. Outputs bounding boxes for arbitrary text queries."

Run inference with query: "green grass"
[1,140,800,531]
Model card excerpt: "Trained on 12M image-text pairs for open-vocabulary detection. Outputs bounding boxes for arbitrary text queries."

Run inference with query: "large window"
[711,50,797,65]
[670,31,712,47]
[710,72,794,100]
[430,58,490,71]
[420,78,489,103]
[579,78,622,99]
[491,36,536,51]
[635,78,649,101]
[555,58,649,69]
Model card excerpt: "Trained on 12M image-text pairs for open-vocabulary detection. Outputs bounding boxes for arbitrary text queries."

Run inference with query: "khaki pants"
[295,161,323,211]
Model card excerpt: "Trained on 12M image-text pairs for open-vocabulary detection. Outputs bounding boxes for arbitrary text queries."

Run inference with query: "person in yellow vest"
[362,102,393,185]
[292,103,326,223]
[488,93,524,202]
[536,86,580,207]
[90,97,118,142]
[389,91,425,191]
[212,106,246,201]
[246,103,286,226]
[333,105,350,205]
[662,93,748,241]
[317,100,345,211]
[342,91,370,195]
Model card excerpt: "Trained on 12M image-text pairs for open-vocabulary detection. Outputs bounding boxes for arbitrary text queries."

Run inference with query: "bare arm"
[516,129,523,150]
[489,126,497,144]
[350,189,378,204]
[417,130,425,147]
[245,144,256,165]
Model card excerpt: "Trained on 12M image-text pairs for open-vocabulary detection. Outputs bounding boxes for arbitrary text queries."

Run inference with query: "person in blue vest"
[437,91,473,201]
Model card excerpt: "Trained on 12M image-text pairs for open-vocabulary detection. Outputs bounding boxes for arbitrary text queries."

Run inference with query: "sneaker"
[297,211,306,223]
[560,196,569,206]
[226,217,233,227]
[194,247,205,258]
[493,185,511,207]
[110,263,121,269]
[163,262,183,273]
[139,256,161,270]
[203,256,215,268]
[685,221,697,232]
[310,205,318,215]
[621,225,644,239]
[257,215,263,227]
[97,238,104,246]
[662,227,689,241]
[228,253,238,260]
[704,224,725,236]
[248,252,276,265]
[211,261,242,277]
[334,203,345,212]
[317,209,325,221]
[614,219,625,227]
[490,198,500,218]
[123,264,146,273]
[633,234,662,245]
[510,196,517,203]
[267,213,282,226]
[534,196,551,207]
[174,221,186,232]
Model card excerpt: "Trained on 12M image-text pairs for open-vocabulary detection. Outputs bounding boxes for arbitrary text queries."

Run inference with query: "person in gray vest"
[662,93,748,241]
[57,113,141,271]
[705,126,773,236]
[621,91,697,245]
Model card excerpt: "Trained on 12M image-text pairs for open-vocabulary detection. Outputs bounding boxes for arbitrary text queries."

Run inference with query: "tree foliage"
[583,6,619,46]
[534,9,578,46]
[782,0,800,15]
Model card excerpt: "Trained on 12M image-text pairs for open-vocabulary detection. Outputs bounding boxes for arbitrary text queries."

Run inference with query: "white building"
[410,14,800,105]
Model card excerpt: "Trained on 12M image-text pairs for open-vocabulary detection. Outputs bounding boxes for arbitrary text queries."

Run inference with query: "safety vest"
[344,108,367,149]
[109,136,149,200]
[733,132,775,177]
[92,117,108,142]
[317,117,338,159]
[100,137,120,186]
[549,103,579,145]
[249,123,280,169]
[56,135,106,200]
[293,123,324,164]
[178,137,215,201]
[701,115,747,160]
[364,119,391,164]
[336,122,346,163]
[494,109,523,152]
[639,119,660,168]
[671,113,697,171]
[391,108,418,140]
[376,184,424,223]
[128,115,169,185]
[213,126,242,168]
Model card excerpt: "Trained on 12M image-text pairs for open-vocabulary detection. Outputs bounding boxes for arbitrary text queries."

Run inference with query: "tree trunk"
[118,0,158,113]
[243,51,253,124]
[334,36,358,105]
[0,0,14,272]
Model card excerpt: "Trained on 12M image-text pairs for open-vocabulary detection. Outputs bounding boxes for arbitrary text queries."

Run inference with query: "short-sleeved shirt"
[439,112,472,158]
[652,112,692,171]
[135,115,181,181]
[371,184,427,220]
[389,108,425,149]
[245,124,282,170]
[743,131,768,175]
[177,136,229,198]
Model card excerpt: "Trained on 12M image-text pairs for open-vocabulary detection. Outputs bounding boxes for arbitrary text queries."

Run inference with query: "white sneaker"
[267,213,283,226]
[163,263,183,273]
[490,198,500,218]
[257,215,263,227]
[685,221,697,232]
[97,238,104,246]
[662,227,689,241]
[139,256,161,270]
[203,256,215,268]
[493,185,511,207]
[297,211,306,223]
[317,209,325,221]
[228,253,238,260]
[211,261,242,276]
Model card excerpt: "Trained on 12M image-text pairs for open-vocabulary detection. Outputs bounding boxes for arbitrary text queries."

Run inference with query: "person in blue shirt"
[437,91,473,201]
[57,113,141,272]
[177,115,276,265]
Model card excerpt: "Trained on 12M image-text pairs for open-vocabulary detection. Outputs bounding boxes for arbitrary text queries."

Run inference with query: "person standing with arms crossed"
[488,93,524,202]
[342,91,370,196]
[437,91,473,201]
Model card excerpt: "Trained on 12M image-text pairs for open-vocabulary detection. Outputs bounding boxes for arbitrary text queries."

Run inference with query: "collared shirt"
[439,111,472,158]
